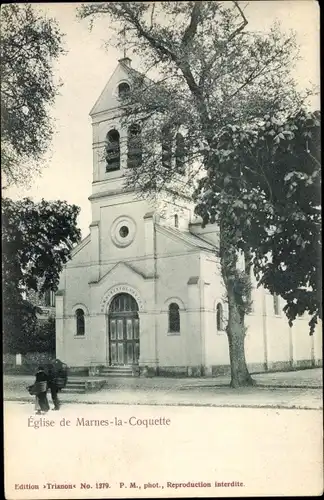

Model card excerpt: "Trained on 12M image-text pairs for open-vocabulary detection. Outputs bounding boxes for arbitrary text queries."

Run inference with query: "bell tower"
[86,58,194,283]
[90,57,134,195]
[86,58,156,283]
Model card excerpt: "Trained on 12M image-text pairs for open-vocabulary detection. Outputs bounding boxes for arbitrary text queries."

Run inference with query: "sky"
[6,1,320,238]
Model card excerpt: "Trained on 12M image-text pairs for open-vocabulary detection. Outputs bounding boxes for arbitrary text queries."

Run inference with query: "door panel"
[110,343,117,364]
[126,318,133,340]
[110,319,116,340]
[117,319,123,340]
[117,343,124,364]
[133,318,139,340]
[127,343,134,364]
[134,342,140,364]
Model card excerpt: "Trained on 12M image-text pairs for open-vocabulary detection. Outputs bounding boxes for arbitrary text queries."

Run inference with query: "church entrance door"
[108,293,140,365]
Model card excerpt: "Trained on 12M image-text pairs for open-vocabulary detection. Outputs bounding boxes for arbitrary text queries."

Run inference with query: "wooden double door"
[108,293,140,366]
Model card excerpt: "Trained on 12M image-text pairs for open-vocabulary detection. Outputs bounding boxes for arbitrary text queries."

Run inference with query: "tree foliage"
[78,1,320,385]
[78,1,310,194]
[195,109,321,332]
[1,3,64,187]
[4,313,56,355]
[33,316,56,353]
[2,198,81,353]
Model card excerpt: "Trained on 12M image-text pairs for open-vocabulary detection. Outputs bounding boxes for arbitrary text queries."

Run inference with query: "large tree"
[1,3,64,188]
[78,1,319,386]
[2,198,81,354]
[195,109,321,333]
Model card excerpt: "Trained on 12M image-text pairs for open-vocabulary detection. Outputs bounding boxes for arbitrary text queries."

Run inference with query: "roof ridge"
[156,223,215,251]
[71,233,91,257]
[120,61,154,85]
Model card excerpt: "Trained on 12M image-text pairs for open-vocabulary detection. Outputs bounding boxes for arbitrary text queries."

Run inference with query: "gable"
[90,62,132,116]
[67,235,91,266]
[94,261,153,287]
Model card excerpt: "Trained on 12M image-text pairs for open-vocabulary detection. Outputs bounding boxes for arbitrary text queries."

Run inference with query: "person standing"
[47,362,60,410]
[47,359,68,410]
[34,366,49,415]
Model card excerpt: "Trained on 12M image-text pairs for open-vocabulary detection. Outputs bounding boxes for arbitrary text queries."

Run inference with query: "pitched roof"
[90,59,152,117]
[156,224,216,252]
[70,234,90,257]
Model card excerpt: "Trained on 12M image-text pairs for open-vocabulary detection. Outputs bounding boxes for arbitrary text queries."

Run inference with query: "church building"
[55,58,322,376]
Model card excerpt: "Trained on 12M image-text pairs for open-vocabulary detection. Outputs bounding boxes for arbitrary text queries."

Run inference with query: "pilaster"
[55,292,64,360]
[187,277,204,368]
[143,212,156,276]
[138,310,159,372]
[89,221,100,283]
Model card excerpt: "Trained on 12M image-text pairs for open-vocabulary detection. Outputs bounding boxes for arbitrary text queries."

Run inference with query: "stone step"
[62,387,85,394]
[64,386,85,391]
[101,371,133,376]
[101,368,133,373]
[63,379,106,393]
[101,366,135,377]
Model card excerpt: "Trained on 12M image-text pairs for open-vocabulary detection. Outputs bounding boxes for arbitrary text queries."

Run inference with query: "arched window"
[75,309,85,336]
[109,293,139,313]
[273,294,280,315]
[106,129,120,172]
[175,132,186,174]
[216,303,223,331]
[174,214,179,228]
[118,82,130,98]
[44,290,55,307]
[128,123,142,168]
[162,126,172,169]
[169,303,180,333]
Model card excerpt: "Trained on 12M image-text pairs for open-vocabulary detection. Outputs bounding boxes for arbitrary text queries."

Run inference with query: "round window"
[111,216,136,248]
[119,226,129,238]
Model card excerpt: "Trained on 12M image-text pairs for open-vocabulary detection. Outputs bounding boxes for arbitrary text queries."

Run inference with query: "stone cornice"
[88,187,135,201]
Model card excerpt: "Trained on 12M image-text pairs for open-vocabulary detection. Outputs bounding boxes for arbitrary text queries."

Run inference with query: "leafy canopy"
[195,109,321,332]
[1,4,64,188]
[78,1,308,194]
[2,197,81,353]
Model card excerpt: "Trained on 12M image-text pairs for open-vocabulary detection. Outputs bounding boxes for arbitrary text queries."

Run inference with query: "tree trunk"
[219,221,254,387]
[227,284,255,388]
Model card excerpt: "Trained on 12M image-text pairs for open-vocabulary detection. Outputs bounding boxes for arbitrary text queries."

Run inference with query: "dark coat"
[46,361,68,390]
[34,369,48,395]
[35,369,48,383]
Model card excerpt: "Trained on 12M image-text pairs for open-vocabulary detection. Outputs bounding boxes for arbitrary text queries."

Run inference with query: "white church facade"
[55,58,322,376]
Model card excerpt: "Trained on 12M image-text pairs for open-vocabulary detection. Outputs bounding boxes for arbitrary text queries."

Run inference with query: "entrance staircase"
[63,378,107,394]
[100,365,138,377]
[63,379,86,394]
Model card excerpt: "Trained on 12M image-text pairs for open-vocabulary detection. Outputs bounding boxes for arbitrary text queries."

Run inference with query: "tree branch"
[181,1,202,48]
[149,3,155,31]
[112,4,213,139]
[229,1,248,42]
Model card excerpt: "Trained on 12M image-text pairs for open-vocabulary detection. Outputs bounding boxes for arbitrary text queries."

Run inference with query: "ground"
[3,368,323,409]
